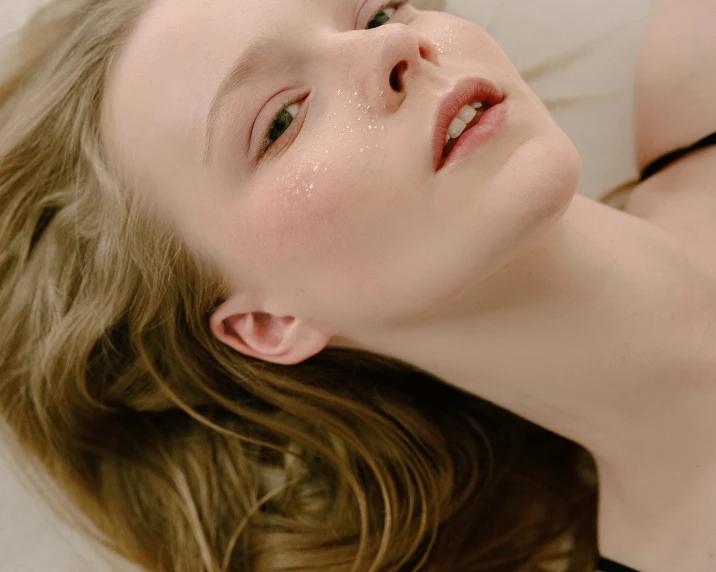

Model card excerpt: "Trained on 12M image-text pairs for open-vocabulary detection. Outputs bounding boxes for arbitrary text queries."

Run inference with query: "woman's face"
[103,0,580,360]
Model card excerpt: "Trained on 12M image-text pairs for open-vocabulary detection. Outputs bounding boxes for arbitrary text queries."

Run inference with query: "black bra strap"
[595,555,643,572]
[640,131,716,181]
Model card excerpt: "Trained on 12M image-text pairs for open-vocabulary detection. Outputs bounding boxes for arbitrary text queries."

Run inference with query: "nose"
[353,23,440,114]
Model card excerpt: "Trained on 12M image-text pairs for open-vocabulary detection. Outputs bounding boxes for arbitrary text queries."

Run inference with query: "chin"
[514,127,580,221]
[540,128,582,217]
[518,129,581,250]
[467,126,582,280]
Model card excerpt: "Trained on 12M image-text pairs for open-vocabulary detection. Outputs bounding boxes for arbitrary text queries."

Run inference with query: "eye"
[366,0,409,29]
[259,98,302,158]
[256,0,408,159]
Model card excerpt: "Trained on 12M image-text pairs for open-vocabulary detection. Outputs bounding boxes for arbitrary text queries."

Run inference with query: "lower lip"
[438,100,508,172]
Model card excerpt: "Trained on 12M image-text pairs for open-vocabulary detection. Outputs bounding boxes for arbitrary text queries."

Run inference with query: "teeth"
[447,117,468,139]
[457,105,478,124]
[445,102,485,144]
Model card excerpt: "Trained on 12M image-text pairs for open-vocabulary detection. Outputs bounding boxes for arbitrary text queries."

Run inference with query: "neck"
[348,194,716,569]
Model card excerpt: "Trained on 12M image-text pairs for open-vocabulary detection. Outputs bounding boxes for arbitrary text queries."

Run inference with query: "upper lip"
[433,77,506,171]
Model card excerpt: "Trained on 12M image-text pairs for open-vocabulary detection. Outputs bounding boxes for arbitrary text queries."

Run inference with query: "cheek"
[272,166,340,215]
[227,149,416,321]
[438,15,521,81]
[235,161,359,274]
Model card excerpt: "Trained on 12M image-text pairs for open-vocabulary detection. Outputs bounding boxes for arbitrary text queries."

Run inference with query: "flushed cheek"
[273,162,335,213]
[236,161,360,272]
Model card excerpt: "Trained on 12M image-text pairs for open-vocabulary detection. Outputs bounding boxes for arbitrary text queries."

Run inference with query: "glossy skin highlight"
[103,2,716,571]
[102,0,579,364]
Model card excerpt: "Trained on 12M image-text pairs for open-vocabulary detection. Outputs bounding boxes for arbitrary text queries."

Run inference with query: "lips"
[433,77,506,172]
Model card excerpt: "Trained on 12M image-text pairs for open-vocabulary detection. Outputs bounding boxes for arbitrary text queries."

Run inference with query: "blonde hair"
[0,1,602,570]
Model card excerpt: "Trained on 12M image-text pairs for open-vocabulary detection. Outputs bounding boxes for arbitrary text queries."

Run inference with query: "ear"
[209,298,332,365]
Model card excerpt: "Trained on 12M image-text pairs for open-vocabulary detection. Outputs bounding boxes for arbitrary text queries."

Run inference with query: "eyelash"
[257,0,409,159]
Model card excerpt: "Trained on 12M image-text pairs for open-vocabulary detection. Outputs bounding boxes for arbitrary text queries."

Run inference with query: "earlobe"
[209,302,332,365]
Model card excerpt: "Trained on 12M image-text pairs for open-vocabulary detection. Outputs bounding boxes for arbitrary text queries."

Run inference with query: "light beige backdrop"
[0,1,656,570]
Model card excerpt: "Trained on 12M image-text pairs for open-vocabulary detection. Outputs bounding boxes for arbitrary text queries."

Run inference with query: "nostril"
[389,60,408,91]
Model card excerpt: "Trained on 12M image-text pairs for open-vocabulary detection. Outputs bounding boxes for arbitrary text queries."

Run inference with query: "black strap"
[640,131,716,181]
[595,555,643,572]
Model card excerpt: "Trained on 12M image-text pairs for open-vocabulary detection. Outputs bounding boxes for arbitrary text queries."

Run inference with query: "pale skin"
[101,1,716,571]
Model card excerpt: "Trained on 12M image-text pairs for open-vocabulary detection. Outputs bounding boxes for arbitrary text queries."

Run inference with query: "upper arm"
[634,0,716,174]
[626,0,716,275]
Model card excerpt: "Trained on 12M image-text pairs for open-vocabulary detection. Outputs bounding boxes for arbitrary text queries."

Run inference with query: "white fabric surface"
[0,1,657,570]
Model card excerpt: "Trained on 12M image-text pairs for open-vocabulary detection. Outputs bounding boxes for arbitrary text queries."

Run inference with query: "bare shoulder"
[624,145,716,276]
[626,0,716,274]
[634,0,716,173]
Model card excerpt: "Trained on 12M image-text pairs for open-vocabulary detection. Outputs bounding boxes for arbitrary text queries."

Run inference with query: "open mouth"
[441,103,493,160]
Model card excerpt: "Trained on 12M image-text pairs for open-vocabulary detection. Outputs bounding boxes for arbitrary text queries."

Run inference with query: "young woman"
[1,0,714,571]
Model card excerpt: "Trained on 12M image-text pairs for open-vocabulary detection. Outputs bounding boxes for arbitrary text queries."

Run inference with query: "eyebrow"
[203,23,294,166]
